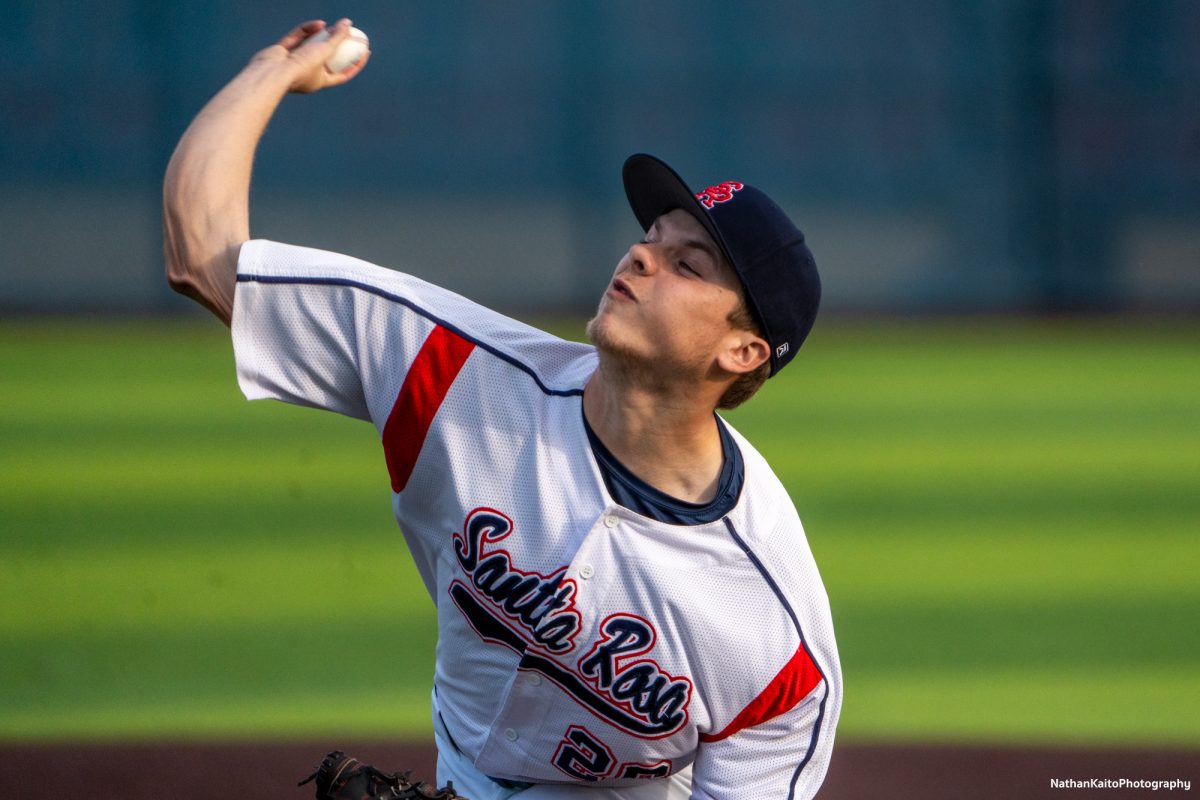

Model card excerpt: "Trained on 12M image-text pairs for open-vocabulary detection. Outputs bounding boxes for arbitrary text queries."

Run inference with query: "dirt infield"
[1,739,1194,799]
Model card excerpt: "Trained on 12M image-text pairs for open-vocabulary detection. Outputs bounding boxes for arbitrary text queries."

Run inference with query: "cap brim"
[622,154,733,271]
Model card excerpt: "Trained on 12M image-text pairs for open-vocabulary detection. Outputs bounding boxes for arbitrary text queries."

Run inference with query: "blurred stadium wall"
[1,1,1197,315]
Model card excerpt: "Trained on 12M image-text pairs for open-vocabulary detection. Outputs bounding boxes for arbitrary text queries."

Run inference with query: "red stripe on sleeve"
[698,642,823,743]
[382,325,475,493]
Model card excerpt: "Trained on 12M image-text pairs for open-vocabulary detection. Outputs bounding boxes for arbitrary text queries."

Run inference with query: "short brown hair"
[716,301,770,410]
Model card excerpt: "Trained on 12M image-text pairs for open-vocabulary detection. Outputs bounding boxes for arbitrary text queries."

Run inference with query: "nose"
[627,241,657,276]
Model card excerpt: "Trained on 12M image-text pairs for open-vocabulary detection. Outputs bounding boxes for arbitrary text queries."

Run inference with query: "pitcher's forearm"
[163,61,296,324]
[163,18,365,324]
[168,60,296,244]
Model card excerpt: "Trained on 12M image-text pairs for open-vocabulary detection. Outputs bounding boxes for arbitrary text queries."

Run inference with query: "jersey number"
[553,726,614,781]
[552,726,672,781]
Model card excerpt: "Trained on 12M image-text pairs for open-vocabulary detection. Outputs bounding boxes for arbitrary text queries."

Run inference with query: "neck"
[583,359,726,504]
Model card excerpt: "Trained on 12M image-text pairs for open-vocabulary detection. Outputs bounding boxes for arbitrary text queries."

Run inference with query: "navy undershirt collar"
[582,407,744,525]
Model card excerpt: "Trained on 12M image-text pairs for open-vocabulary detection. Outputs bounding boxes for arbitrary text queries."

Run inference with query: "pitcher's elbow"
[163,229,195,296]
[166,263,195,296]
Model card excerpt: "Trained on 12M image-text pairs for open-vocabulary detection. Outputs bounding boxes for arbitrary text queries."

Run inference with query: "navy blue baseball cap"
[622,154,821,376]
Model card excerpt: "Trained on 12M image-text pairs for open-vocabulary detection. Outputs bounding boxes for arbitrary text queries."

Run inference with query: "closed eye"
[679,261,699,275]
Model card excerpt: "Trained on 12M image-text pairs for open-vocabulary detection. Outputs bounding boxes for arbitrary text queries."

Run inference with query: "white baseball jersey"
[231,239,842,799]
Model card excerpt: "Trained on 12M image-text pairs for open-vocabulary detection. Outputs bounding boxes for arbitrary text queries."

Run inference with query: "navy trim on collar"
[582,408,744,525]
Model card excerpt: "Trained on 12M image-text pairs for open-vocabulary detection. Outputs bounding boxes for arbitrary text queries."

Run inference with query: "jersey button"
[603,514,619,528]
[579,563,594,580]
[505,728,518,741]
[526,673,543,687]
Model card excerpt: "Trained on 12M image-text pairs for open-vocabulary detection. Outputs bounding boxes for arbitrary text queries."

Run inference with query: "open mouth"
[610,278,636,301]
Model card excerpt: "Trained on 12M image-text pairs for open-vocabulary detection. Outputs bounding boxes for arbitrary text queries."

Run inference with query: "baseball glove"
[299,750,468,800]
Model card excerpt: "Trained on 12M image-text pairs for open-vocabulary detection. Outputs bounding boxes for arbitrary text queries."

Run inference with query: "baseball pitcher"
[164,19,842,800]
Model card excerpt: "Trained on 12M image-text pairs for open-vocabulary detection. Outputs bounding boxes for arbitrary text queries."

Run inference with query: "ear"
[716,330,770,376]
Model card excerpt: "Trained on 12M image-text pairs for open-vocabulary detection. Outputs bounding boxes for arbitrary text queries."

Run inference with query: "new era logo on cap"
[776,342,789,359]
[695,182,744,209]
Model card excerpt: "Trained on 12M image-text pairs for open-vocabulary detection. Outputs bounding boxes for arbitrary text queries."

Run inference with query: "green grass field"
[1,317,1197,746]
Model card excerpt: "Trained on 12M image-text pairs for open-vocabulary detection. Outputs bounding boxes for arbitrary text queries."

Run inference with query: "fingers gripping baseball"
[252,18,370,94]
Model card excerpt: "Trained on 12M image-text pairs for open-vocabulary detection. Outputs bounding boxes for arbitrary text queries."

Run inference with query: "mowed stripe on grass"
[1,317,1197,744]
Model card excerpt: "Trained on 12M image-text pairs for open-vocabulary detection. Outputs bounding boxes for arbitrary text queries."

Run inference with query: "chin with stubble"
[585,311,697,391]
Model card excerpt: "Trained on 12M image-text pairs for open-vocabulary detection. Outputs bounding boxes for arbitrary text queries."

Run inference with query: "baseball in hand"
[311,25,369,72]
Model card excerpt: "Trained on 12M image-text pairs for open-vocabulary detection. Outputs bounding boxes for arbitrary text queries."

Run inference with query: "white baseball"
[311,25,369,73]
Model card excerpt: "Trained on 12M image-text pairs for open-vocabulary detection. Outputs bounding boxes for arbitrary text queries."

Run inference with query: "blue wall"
[2,1,1197,313]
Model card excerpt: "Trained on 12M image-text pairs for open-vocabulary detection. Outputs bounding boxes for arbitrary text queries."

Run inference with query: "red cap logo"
[696,181,744,209]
